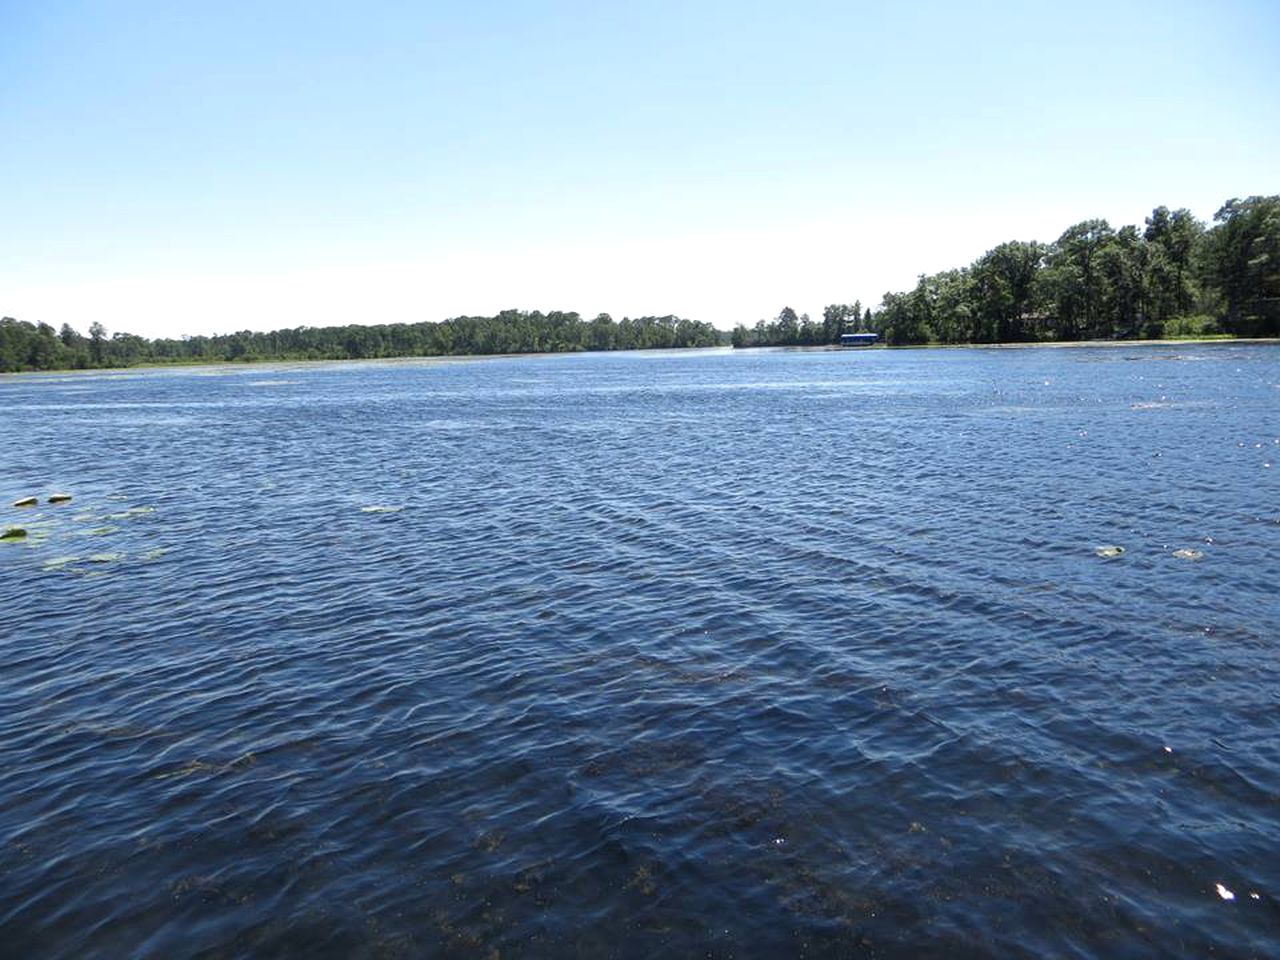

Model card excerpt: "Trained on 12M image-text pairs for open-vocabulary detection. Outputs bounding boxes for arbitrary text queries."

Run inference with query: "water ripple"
[2,343,1279,957]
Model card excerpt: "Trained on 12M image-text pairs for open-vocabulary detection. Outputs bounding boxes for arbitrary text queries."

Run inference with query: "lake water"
[2,343,1278,958]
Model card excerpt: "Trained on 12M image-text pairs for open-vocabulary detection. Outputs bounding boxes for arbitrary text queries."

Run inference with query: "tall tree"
[821,304,844,343]
[1041,220,1115,340]
[970,241,1044,342]
[775,306,799,343]
[1144,206,1203,328]
[1099,225,1147,337]
[1199,196,1280,337]
[88,322,107,365]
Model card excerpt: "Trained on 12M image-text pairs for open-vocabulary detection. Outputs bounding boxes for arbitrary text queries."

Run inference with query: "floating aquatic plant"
[105,506,155,520]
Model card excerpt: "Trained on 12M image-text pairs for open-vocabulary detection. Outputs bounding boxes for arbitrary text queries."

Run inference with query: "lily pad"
[1094,545,1125,559]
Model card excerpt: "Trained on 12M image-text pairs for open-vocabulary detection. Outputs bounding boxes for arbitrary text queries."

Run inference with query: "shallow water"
[2,344,1278,958]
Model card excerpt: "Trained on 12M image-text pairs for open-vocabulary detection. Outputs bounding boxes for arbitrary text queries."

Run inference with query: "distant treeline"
[0,310,724,373]
[5,196,1277,372]
[733,195,1280,347]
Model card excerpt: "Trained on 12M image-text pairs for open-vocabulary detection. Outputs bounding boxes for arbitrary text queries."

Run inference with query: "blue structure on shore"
[840,332,879,347]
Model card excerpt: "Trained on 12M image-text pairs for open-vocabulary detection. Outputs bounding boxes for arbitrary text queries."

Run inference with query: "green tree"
[821,302,862,343]
[1144,206,1203,329]
[970,241,1043,341]
[88,321,107,365]
[1041,220,1115,340]
[876,287,929,345]
[1099,225,1147,338]
[1199,196,1280,337]
[775,306,799,343]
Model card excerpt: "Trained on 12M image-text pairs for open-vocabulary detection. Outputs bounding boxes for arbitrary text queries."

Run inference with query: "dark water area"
[2,343,1278,958]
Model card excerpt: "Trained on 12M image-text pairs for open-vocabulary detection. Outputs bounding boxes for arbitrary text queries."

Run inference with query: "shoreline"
[917,336,1272,350]
[749,336,1276,352]
[0,350,571,379]
[1,337,1275,378]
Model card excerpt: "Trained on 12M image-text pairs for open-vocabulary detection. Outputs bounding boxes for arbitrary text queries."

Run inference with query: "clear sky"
[3,0,1278,338]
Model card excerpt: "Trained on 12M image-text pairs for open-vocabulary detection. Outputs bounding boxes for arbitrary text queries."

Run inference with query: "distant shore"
[0,351,517,378]
[748,336,1277,352]
[3,336,1277,378]
[879,336,1276,350]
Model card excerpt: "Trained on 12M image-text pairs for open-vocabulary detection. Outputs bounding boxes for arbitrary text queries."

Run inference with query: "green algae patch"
[105,506,156,520]
[1094,545,1125,559]
[7,524,51,546]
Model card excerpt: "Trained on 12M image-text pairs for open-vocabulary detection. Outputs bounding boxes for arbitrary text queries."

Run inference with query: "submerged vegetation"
[3,196,1277,372]
[734,195,1280,347]
[0,311,722,373]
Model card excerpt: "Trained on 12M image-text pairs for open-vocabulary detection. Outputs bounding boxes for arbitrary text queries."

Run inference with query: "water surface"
[2,344,1278,957]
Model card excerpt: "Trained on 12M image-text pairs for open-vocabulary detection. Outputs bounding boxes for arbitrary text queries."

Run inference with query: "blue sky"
[3,0,1278,337]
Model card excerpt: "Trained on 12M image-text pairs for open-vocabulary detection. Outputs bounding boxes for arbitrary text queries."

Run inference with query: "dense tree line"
[730,302,871,348]
[732,195,1280,347]
[0,310,724,373]
[5,196,1276,372]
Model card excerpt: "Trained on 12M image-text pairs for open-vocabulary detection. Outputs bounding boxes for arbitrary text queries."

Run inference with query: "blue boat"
[840,332,879,347]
